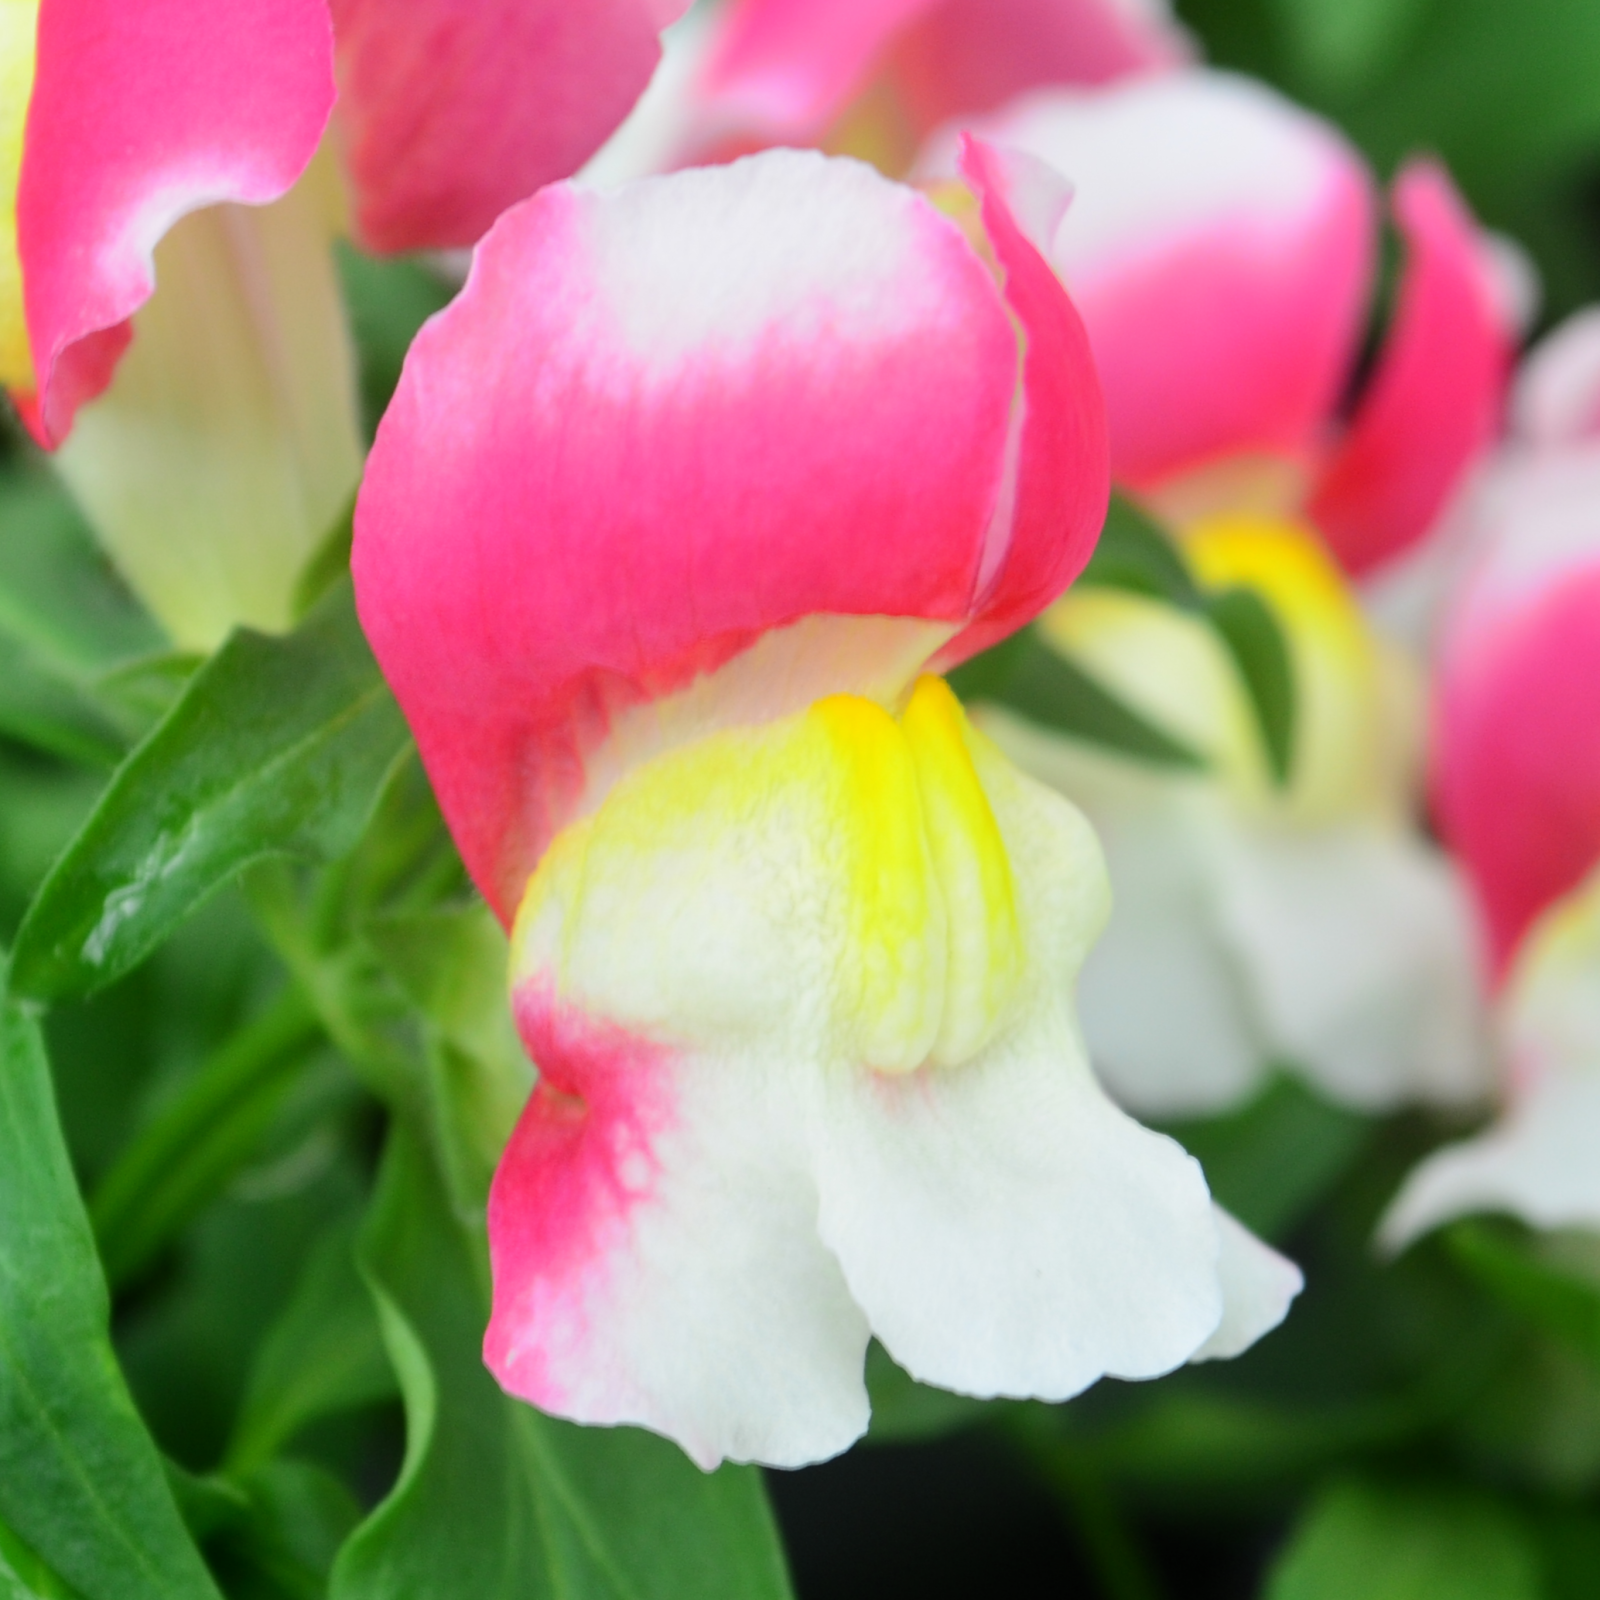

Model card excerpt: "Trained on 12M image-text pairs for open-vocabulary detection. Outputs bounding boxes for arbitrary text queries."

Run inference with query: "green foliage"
[1079,495,1298,784]
[0,972,221,1599]
[949,622,1208,769]
[11,582,412,1000]
[1265,1478,1542,1600]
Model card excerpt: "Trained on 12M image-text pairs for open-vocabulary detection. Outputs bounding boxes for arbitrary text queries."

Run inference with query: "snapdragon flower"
[1,0,680,647]
[923,70,1510,1117]
[352,144,1300,1469]
[1384,312,1600,1246]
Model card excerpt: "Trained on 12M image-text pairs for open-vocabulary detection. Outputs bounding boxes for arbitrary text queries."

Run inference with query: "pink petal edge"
[17,0,335,445]
[1310,160,1512,579]
[1434,563,1600,977]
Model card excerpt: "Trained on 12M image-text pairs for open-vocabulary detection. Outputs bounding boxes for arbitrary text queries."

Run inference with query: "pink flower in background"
[353,145,1300,1469]
[2,0,679,650]
[925,69,1516,582]
[1,0,680,446]
[1382,309,1600,1247]
[586,0,1188,185]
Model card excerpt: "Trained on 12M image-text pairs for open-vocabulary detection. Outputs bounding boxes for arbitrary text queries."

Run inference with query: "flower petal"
[1191,1206,1302,1361]
[886,0,1192,142]
[1511,306,1600,450]
[935,134,1110,667]
[699,0,934,141]
[810,727,1224,1396]
[1216,822,1493,1111]
[354,149,1100,920]
[327,0,672,252]
[0,0,39,393]
[929,70,1374,489]
[975,706,1268,1117]
[487,677,1251,1464]
[1309,161,1512,580]
[1433,447,1600,974]
[17,0,334,445]
[1379,1072,1600,1249]
[52,175,361,650]
[484,988,872,1471]
[700,0,1188,148]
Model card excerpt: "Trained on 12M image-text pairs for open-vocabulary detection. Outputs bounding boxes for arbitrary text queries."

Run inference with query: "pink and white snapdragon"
[352,146,1300,1469]
[1,0,680,647]
[1383,313,1600,1246]
[926,70,1511,1117]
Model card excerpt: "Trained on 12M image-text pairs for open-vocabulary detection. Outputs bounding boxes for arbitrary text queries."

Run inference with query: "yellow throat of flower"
[513,676,1032,1076]
[0,0,39,392]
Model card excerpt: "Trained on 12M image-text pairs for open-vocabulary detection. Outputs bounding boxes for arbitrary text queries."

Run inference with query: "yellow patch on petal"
[513,676,1025,1078]
[900,676,1023,1064]
[0,0,39,392]
[1184,515,1389,821]
[1504,863,1600,1073]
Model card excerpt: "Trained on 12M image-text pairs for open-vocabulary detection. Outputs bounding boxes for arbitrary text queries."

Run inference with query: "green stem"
[89,986,323,1289]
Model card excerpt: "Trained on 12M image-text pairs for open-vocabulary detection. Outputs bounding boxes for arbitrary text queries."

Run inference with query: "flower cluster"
[7,0,1600,1551]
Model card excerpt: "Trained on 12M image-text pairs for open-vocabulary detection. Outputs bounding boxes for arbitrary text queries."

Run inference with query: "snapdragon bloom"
[1384,311,1600,1246]
[353,146,1300,1468]
[925,70,1509,1117]
[1,0,680,647]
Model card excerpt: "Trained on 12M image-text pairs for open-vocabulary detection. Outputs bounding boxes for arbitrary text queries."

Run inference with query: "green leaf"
[336,246,455,437]
[0,971,222,1600]
[227,1219,397,1474]
[365,903,532,1212]
[1163,1074,1370,1242]
[1268,0,1431,96]
[1067,1390,1424,1508]
[950,627,1206,770]
[89,988,326,1288]
[331,1127,794,1600]
[12,581,413,1000]
[1076,494,1297,784]
[1446,1220,1600,1374]
[1204,585,1296,785]
[1078,493,1205,608]
[1265,1478,1541,1600]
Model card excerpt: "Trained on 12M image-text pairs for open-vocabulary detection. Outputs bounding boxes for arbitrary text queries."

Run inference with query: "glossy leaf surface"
[0,973,221,1600]
[12,583,412,1000]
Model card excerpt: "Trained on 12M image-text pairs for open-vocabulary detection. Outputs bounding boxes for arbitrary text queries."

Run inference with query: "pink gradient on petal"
[702,0,1185,148]
[17,0,334,445]
[485,984,676,1411]
[1434,565,1600,978]
[329,0,670,253]
[702,0,936,139]
[354,154,1031,919]
[938,135,1109,667]
[888,0,1190,140]
[1310,161,1512,580]
[1079,157,1373,490]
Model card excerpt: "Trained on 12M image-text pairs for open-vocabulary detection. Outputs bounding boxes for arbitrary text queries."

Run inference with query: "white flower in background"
[1385,312,1600,1247]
